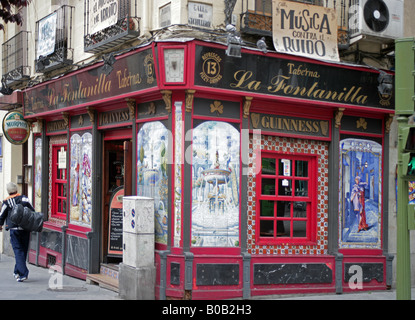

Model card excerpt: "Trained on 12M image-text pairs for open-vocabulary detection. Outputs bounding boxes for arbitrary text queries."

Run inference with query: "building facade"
[0,0,413,299]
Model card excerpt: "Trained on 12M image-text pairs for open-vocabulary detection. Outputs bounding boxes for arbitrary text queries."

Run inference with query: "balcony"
[84,0,140,53]
[35,6,74,74]
[240,0,349,47]
[2,31,31,89]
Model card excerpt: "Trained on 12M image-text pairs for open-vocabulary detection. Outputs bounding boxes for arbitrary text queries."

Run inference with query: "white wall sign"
[37,12,57,59]
[58,147,66,169]
[89,0,119,34]
[188,2,212,28]
[160,3,171,28]
[272,0,339,62]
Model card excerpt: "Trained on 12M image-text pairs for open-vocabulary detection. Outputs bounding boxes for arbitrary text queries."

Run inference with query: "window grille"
[1,31,30,87]
[34,5,74,73]
[84,0,140,53]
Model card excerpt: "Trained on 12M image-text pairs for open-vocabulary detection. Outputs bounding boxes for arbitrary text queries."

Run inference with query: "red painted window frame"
[256,151,318,245]
[51,144,67,220]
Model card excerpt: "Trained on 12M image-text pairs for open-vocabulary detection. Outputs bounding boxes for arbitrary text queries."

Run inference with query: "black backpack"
[9,204,43,232]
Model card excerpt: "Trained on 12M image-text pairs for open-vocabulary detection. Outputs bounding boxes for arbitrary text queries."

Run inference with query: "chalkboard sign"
[108,186,124,256]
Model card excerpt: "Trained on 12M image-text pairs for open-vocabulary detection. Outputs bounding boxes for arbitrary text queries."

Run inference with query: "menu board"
[108,186,124,256]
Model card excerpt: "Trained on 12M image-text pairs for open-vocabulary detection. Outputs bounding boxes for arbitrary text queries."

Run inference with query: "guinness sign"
[250,112,330,140]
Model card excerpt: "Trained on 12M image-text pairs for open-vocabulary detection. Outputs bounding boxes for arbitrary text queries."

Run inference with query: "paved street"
[1,253,414,301]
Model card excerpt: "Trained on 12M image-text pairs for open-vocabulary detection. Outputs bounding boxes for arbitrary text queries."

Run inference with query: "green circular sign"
[2,111,31,145]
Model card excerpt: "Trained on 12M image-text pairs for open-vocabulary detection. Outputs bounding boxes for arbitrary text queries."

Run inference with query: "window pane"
[278,179,292,196]
[260,220,274,237]
[295,160,308,177]
[293,221,307,238]
[262,158,276,175]
[295,180,308,197]
[277,221,290,237]
[260,200,274,217]
[279,159,292,176]
[62,200,66,213]
[255,0,271,13]
[277,201,290,218]
[262,178,275,195]
[293,202,307,218]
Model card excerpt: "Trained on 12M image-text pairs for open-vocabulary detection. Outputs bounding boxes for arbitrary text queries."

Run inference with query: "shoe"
[16,276,27,282]
[13,273,19,279]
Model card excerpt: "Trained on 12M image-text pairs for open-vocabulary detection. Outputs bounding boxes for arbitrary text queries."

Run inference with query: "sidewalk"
[0,254,120,300]
[1,253,414,300]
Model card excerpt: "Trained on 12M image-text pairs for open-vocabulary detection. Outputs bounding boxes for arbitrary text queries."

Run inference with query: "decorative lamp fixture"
[36,55,51,72]
[377,71,393,96]
[102,53,116,75]
[225,24,242,58]
[0,78,13,95]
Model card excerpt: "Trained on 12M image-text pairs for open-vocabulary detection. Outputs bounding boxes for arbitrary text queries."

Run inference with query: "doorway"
[102,137,132,264]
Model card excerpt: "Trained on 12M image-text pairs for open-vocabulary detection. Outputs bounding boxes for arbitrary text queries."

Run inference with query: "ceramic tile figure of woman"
[350,175,369,232]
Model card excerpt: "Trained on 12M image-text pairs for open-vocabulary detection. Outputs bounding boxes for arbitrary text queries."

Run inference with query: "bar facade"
[24,39,394,299]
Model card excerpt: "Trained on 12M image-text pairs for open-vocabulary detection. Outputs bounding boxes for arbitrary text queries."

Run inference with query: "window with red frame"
[52,145,67,219]
[257,152,316,244]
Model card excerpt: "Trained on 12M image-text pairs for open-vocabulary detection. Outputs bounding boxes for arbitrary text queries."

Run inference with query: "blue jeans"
[10,229,30,278]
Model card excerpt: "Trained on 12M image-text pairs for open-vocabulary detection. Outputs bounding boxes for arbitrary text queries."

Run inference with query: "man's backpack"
[9,204,43,232]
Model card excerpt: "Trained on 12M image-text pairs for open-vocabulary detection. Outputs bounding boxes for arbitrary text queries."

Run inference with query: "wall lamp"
[377,71,393,96]
[0,78,13,95]
[225,24,242,58]
[102,53,116,75]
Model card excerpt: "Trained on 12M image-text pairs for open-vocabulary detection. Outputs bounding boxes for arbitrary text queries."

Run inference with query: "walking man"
[0,182,35,282]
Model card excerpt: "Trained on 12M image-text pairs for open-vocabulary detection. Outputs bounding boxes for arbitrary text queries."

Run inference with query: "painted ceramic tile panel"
[70,132,93,226]
[191,121,240,247]
[137,121,169,245]
[339,138,382,249]
[174,105,183,247]
[34,138,42,213]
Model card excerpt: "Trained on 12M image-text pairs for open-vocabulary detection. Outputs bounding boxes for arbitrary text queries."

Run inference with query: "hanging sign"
[37,12,57,59]
[272,0,339,62]
[89,0,119,34]
[2,111,31,145]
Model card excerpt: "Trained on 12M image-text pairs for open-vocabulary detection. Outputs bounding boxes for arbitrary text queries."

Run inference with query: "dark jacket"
[0,194,35,230]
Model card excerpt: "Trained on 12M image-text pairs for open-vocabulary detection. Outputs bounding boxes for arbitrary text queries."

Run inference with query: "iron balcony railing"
[84,0,140,53]
[35,5,74,73]
[2,31,30,88]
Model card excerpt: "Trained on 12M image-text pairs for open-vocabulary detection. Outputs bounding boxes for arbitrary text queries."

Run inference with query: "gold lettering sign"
[250,112,330,138]
[47,120,67,132]
[24,49,157,116]
[230,69,368,105]
[99,109,130,126]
